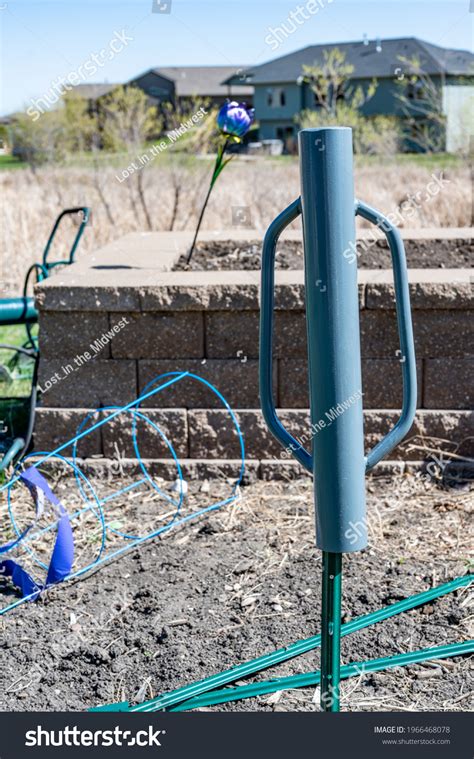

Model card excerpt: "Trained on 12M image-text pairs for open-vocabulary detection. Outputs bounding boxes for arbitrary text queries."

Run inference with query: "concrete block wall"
[34,231,473,475]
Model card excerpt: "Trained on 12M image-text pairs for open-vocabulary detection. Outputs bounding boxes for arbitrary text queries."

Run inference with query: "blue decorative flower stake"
[186,101,255,264]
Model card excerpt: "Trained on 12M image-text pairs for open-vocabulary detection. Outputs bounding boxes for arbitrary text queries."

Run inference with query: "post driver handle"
[260,198,417,474]
[259,197,312,472]
[355,200,417,471]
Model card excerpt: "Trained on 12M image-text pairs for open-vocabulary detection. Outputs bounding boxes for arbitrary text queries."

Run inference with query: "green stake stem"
[320,552,342,712]
[186,137,231,264]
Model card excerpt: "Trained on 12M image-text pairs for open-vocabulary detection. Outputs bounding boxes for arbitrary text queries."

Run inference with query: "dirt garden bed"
[0,473,471,713]
[175,238,474,271]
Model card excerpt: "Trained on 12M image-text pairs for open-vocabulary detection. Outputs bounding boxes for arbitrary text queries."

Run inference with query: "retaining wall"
[34,229,473,478]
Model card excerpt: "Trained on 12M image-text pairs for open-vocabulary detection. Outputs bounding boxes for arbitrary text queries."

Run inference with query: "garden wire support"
[0,372,245,616]
[97,127,472,714]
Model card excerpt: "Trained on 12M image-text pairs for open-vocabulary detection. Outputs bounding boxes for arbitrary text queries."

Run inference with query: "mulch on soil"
[0,473,471,712]
[176,239,474,271]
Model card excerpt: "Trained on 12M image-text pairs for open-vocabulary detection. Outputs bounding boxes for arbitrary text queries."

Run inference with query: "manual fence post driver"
[259,127,417,712]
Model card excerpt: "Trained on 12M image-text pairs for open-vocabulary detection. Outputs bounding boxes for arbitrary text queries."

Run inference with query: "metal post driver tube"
[300,127,365,711]
[259,126,417,712]
[299,127,367,554]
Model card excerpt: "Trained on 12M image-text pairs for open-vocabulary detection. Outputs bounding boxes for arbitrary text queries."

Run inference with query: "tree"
[101,85,161,229]
[159,97,216,230]
[394,56,447,153]
[10,110,65,172]
[101,85,158,152]
[61,93,96,154]
[300,48,368,116]
[296,48,400,156]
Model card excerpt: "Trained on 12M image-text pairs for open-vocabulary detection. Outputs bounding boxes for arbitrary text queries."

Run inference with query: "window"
[267,87,286,108]
[407,82,424,101]
[148,85,169,98]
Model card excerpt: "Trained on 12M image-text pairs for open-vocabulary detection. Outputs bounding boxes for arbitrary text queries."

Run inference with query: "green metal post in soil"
[320,552,342,711]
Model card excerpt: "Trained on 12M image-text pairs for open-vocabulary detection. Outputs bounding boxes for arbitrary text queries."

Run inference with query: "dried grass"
[0,158,470,295]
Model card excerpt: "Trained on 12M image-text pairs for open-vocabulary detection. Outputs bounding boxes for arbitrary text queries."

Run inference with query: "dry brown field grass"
[0,156,470,296]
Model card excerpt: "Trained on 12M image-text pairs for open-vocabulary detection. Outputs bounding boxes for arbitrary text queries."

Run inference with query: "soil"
[0,474,472,713]
[175,239,474,271]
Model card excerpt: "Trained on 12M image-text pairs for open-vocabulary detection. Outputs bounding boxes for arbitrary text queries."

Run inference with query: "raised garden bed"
[33,229,473,473]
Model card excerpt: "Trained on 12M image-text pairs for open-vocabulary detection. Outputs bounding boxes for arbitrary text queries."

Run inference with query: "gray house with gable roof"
[224,37,473,151]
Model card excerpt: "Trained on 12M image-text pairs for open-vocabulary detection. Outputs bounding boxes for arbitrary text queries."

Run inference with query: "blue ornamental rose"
[216,101,255,139]
[187,101,255,263]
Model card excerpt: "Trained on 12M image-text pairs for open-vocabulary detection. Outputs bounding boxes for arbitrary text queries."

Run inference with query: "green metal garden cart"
[0,207,90,471]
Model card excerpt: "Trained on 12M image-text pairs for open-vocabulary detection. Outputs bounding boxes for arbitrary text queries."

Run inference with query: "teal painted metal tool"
[0,207,90,328]
[259,127,417,711]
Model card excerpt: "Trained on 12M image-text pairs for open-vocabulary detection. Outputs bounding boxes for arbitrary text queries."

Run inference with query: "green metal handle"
[259,196,312,472]
[0,437,26,472]
[42,206,90,270]
[355,200,417,471]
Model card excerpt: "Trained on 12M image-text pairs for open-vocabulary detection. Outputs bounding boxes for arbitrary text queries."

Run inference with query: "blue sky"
[0,0,472,115]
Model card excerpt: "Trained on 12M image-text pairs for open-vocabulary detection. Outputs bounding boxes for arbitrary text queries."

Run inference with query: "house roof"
[225,37,474,85]
[70,83,120,99]
[151,66,253,97]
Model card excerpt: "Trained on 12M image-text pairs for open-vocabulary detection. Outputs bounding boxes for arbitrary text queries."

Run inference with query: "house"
[69,83,121,116]
[129,66,253,108]
[224,37,473,151]
[72,66,253,113]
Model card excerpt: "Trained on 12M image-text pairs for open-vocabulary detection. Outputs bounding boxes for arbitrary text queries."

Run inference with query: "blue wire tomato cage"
[0,371,245,616]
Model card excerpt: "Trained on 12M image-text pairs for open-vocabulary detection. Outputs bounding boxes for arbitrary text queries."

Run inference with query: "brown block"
[38,359,137,407]
[279,359,423,409]
[111,312,204,359]
[33,408,102,457]
[424,359,474,409]
[138,359,273,409]
[361,310,473,358]
[205,311,307,359]
[39,312,112,359]
[101,409,188,459]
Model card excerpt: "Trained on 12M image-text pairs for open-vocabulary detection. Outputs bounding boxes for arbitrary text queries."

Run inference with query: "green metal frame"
[0,207,90,470]
[320,552,342,711]
[0,207,90,328]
